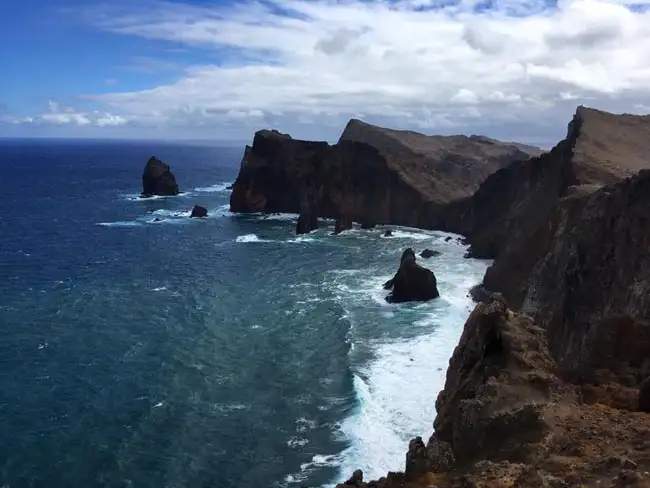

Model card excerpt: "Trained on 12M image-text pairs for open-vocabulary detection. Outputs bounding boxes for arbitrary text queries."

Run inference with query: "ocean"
[0,139,490,488]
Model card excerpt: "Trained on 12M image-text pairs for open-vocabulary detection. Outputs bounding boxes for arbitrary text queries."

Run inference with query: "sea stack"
[383,248,439,303]
[141,156,180,197]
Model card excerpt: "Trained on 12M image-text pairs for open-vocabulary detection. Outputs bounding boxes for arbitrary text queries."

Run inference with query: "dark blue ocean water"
[0,139,489,488]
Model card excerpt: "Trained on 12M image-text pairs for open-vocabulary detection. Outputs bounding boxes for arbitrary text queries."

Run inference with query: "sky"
[3,0,650,145]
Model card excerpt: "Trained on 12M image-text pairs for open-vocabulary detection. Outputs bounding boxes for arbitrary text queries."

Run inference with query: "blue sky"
[3,0,650,144]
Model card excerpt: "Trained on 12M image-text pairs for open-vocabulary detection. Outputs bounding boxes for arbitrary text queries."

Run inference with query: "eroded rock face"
[142,156,179,197]
[189,205,207,218]
[230,121,540,228]
[441,106,650,260]
[338,295,650,488]
[384,248,439,303]
[439,106,650,390]
[512,170,650,387]
[433,295,557,465]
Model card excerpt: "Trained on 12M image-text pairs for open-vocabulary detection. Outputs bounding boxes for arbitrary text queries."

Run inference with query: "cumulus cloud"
[19,0,650,143]
[7,101,127,127]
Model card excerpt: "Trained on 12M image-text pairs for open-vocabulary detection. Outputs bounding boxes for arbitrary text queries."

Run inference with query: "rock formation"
[296,194,319,234]
[337,295,650,488]
[441,106,650,260]
[383,248,439,303]
[333,106,650,488]
[229,122,541,230]
[141,156,179,197]
[189,205,208,218]
[420,249,440,259]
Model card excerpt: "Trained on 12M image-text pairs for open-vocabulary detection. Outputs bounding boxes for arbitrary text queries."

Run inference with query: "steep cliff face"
[512,170,650,387]
[337,296,650,488]
[230,121,540,229]
[441,106,650,259]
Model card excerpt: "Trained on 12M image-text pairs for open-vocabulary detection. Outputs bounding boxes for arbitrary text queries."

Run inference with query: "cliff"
[332,108,650,488]
[229,122,540,230]
[440,106,650,258]
[338,295,650,488]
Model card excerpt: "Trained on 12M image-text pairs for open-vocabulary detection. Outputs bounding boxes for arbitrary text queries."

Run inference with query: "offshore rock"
[420,249,441,259]
[384,248,439,303]
[189,205,208,218]
[141,156,179,197]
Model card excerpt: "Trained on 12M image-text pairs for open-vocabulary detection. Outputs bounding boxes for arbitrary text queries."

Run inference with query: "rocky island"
[141,156,180,197]
[229,106,650,487]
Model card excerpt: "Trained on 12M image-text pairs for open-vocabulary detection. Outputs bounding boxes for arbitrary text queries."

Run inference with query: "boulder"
[383,229,393,237]
[141,156,179,197]
[384,248,439,303]
[468,283,493,303]
[190,205,208,218]
[420,248,440,258]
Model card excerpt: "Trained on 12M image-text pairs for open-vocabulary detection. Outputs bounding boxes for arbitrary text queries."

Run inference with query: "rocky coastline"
[229,106,650,487]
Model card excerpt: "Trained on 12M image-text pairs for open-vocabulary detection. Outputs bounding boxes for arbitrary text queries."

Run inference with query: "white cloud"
[17,0,650,143]
[6,100,127,128]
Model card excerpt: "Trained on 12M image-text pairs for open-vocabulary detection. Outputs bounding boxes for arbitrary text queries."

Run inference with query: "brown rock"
[441,106,650,261]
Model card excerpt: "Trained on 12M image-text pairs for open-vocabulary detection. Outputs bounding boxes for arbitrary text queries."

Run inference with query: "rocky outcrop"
[230,122,540,229]
[441,106,650,259]
[189,205,207,218]
[491,170,650,389]
[383,248,439,303]
[420,249,440,259]
[141,156,179,197]
[337,295,650,488]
